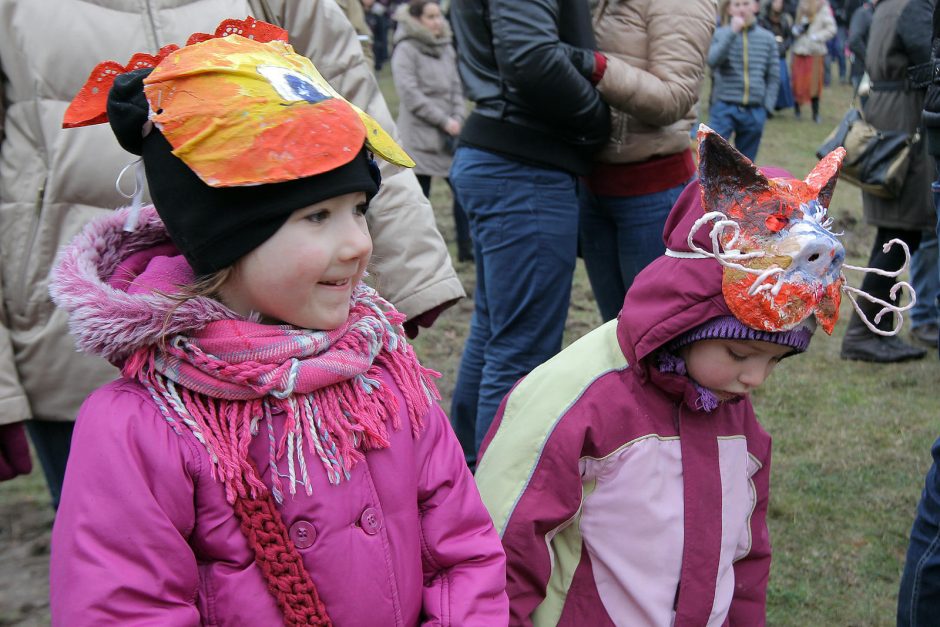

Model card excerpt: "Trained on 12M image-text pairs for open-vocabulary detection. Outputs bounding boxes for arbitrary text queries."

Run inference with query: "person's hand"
[444,118,461,137]
[0,422,32,481]
[731,15,746,33]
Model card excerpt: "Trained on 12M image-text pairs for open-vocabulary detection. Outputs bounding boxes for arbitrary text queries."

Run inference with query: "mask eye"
[765,213,789,232]
[257,66,330,104]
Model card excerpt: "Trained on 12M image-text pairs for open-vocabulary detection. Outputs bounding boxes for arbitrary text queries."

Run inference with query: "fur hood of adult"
[392,3,452,55]
[49,205,237,367]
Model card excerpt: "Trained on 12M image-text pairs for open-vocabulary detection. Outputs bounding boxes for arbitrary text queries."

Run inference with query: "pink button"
[289,520,317,549]
[359,507,382,535]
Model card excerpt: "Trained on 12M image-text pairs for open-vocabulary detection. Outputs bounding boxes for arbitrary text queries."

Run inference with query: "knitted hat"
[64,17,414,276]
[668,315,815,355]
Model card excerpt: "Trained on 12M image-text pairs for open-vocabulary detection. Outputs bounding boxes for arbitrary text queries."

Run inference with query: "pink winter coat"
[48,206,508,626]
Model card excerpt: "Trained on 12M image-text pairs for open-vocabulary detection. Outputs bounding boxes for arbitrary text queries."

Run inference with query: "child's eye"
[355,202,370,217]
[727,349,747,362]
[305,209,330,224]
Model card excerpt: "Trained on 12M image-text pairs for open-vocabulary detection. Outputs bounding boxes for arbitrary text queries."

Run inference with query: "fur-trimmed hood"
[49,205,237,366]
[392,3,452,54]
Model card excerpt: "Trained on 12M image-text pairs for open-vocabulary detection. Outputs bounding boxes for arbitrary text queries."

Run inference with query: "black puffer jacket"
[450,0,611,175]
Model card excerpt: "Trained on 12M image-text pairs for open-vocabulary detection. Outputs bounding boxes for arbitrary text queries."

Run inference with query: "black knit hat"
[106,69,380,276]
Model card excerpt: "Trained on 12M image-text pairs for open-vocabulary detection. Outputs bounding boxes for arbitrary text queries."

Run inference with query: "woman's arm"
[598,0,715,126]
[391,42,454,130]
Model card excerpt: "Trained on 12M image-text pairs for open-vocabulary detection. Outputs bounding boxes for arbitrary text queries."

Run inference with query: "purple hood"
[617,168,793,381]
[49,205,237,366]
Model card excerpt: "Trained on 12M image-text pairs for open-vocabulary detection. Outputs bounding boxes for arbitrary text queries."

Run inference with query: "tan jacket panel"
[0,0,463,424]
[592,0,715,165]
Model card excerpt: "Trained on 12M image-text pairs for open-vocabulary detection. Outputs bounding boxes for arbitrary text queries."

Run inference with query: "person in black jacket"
[847,0,876,93]
[448,0,611,468]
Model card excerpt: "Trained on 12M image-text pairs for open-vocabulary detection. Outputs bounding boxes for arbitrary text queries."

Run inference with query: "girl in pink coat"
[48,18,507,626]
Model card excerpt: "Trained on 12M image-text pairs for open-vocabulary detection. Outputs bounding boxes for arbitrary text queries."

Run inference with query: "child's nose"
[338,217,372,260]
[738,364,769,389]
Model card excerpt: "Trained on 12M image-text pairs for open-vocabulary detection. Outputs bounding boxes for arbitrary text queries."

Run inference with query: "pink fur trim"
[49,205,236,365]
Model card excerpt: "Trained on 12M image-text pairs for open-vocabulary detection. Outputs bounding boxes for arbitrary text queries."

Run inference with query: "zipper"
[12,179,47,316]
[742,28,750,105]
[144,0,160,47]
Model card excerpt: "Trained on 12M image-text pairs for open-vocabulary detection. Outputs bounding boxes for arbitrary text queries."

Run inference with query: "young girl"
[48,19,507,625]
[474,127,914,625]
[790,0,837,122]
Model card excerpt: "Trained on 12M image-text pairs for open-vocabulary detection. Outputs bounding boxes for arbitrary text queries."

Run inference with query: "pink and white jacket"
[475,179,775,626]
[48,207,508,626]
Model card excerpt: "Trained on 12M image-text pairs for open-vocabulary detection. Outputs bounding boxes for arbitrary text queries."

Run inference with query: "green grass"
[0,69,934,627]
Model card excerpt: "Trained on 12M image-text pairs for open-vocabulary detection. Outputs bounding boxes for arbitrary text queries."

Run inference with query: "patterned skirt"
[791,54,825,103]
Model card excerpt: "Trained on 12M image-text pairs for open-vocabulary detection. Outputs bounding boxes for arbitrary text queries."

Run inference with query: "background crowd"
[0,0,938,623]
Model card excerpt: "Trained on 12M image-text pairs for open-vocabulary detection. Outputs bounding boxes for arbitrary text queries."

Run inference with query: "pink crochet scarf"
[122,284,440,504]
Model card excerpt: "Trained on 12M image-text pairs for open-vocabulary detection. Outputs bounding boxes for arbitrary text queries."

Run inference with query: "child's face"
[679,339,793,401]
[728,0,757,21]
[219,192,372,330]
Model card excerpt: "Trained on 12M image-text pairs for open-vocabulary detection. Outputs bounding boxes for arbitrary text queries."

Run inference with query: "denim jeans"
[707,100,767,162]
[579,181,686,321]
[25,419,74,510]
[899,436,940,626]
[449,147,578,467]
[910,182,940,329]
[910,230,939,328]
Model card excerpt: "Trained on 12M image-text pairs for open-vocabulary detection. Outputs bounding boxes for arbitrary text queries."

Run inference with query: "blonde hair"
[159,266,236,345]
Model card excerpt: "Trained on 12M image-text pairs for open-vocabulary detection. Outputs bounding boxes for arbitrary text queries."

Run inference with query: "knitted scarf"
[122,283,440,625]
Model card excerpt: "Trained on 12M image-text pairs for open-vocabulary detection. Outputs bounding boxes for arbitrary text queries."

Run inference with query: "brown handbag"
[816,107,918,200]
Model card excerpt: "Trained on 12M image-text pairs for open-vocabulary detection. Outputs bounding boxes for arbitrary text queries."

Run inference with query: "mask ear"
[697,125,771,214]
[804,147,845,209]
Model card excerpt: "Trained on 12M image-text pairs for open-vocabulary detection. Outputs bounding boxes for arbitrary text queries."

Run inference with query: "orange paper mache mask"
[63,17,413,187]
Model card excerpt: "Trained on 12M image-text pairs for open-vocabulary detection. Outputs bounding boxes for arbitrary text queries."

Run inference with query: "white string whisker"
[841,278,916,336]
[686,211,775,277]
[747,267,786,296]
[841,238,912,278]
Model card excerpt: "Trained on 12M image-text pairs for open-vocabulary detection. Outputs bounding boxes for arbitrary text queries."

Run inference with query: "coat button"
[358,507,382,535]
[289,520,317,550]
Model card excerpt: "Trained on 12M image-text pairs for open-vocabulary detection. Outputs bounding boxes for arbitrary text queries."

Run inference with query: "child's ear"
[697,125,771,214]
[803,147,845,209]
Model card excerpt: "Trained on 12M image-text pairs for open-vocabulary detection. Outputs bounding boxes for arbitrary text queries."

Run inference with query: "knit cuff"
[591,52,608,85]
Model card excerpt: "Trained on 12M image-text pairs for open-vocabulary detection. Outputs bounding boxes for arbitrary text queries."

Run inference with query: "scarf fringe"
[124,294,440,504]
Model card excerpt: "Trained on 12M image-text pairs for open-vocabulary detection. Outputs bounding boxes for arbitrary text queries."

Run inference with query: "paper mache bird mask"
[674,126,914,336]
[62,17,414,187]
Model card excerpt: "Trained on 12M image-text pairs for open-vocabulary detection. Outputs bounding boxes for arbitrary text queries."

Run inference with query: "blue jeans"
[449,147,578,467]
[899,436,940,626]
[579,181,687,321]
[25,419,74,510]
[910,182,940,329]
[708,100,767,162]
[910,230,939,328]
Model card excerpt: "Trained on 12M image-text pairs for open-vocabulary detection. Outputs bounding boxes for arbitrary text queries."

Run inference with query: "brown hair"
[160,266,236,344]
[408,0,437,18]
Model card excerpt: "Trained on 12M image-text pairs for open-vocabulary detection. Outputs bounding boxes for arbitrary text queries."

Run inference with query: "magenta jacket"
[474,175,791,625]
[48,206,508,625]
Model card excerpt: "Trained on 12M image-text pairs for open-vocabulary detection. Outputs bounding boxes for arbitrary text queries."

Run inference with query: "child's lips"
[318,278,351,288]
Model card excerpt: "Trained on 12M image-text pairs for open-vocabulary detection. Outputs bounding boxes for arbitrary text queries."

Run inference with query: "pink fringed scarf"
[122,283,440,504]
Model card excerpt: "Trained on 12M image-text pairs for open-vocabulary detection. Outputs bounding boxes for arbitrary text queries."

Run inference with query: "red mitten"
[0,422,32,481]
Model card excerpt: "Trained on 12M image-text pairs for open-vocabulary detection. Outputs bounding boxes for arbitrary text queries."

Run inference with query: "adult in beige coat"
[0,0,464,507]
[391,0,471,261]
[578,0,716,320]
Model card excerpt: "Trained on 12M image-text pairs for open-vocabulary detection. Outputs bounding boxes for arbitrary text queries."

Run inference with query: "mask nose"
[788,223,845,282]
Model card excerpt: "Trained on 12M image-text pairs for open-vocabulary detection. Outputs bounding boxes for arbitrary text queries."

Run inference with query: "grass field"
[0,69,936,626]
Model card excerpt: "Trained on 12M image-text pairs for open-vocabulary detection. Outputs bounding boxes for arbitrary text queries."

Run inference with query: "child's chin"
[715,390,743,402]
